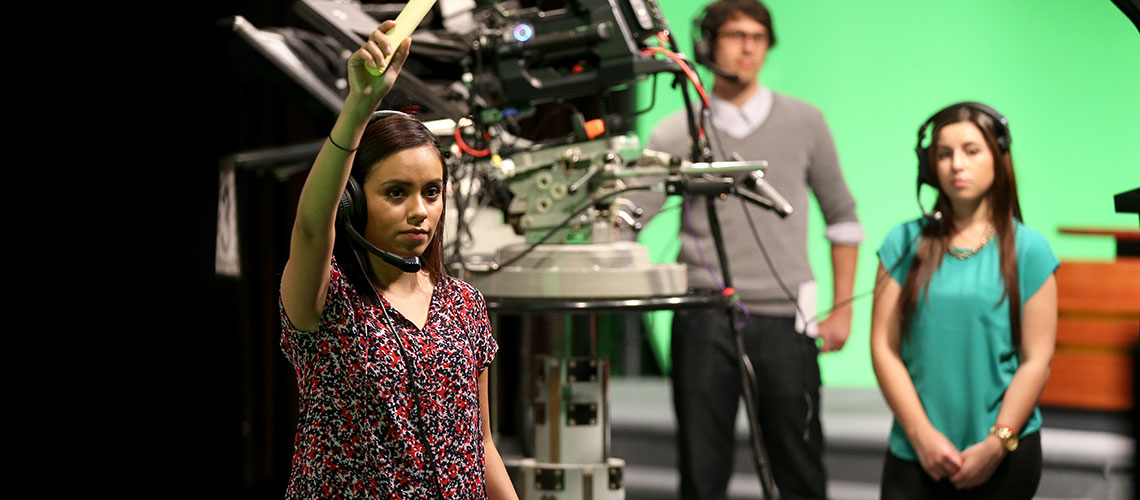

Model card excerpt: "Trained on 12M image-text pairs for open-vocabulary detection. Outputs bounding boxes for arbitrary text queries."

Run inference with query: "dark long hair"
[899,104,1025,346]
[332,113,448,305]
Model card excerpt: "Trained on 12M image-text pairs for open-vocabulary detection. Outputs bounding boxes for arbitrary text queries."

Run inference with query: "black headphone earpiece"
[692,12,714,68]
[338,175,368,235]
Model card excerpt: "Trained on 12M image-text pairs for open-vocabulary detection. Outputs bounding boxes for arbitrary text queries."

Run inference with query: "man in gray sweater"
[646,1,862,498]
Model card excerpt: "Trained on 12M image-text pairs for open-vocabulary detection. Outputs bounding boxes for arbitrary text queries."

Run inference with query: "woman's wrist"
[988,422,1020,454]
[342,94,378,122]
[327,95,377,152]
[905,421,935,444]
[985,433,1009,458]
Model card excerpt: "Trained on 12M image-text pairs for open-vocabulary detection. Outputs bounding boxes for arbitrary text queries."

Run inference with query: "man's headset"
[691,10,740,84]
[691,3,776,84]
[337,109,426,274]
[913,101,1012,220]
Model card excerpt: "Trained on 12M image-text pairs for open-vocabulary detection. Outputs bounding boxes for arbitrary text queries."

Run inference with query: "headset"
[914,101,1011,220]
[691,11,715,69]
[691,1,776,84]
[337,109,427,275]
[690,9,740,84]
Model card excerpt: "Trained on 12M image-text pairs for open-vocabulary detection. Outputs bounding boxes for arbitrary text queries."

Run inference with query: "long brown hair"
[899,104,1025,346]
[332,113,449,305]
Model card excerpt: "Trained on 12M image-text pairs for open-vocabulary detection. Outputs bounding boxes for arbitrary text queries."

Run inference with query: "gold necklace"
[948,225,995,260]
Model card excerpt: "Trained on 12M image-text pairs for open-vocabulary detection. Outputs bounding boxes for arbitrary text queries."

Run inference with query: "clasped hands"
[914,427,1007,489]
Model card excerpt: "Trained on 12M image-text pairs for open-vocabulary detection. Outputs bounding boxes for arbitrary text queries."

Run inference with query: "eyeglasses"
[717,30,769,45]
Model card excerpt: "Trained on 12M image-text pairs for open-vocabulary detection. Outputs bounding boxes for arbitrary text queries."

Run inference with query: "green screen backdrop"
[633,0,1140,387]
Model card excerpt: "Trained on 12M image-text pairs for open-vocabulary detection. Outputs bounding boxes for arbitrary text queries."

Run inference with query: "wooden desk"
[1039,228,1140,411]
[1058,227,1140,257]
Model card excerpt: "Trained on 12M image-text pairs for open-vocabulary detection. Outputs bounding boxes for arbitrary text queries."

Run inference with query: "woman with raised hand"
[871,102,1057,499]
[278,21,517,499]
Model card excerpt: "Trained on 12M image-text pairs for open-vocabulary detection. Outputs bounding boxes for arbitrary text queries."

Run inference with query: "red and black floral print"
[279,258,498,499]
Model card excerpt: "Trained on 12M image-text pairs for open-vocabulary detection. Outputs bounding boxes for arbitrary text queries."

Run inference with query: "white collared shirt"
[708,85,774,140]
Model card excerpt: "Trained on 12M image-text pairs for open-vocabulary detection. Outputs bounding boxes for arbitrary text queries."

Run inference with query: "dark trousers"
[671,309,826,500]
[879,432,1042,500]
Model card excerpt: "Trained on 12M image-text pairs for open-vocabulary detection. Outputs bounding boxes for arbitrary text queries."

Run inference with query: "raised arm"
[869,263,962,480]
[280,22,411,331]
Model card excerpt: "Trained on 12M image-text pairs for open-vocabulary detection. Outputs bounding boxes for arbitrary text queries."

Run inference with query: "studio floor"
[499,377,1135,500]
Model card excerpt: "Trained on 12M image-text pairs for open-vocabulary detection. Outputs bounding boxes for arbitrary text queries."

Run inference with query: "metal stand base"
[463,242,686,298]
[487,295,724,500]
[507,458,626,499]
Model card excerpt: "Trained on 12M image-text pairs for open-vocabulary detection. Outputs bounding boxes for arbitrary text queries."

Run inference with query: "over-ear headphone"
[337,109,425,274]
[338,173,370,246]
[691,11,715,69]
[915,101,1011,188]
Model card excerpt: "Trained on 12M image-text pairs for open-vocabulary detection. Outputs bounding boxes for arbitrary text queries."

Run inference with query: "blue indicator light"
[513,24,534,42]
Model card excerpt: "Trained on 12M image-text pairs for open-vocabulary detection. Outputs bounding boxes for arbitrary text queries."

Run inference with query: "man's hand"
[817,311,851,352]
[820,243,857,353]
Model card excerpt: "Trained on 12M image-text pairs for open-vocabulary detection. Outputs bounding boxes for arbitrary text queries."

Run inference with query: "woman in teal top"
[870,102,1058,500]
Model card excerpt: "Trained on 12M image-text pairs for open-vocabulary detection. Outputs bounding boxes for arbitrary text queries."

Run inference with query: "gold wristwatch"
[989,425,1019,452]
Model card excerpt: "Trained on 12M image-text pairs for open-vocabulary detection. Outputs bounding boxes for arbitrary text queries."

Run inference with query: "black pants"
[671,309,826,500]
[879,432,1042,500]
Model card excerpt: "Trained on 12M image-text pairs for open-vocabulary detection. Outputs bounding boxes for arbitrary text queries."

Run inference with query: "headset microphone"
[708,65,742,84]
[923,208,943,224]
[698,56,742,84]
[341,217,425,273]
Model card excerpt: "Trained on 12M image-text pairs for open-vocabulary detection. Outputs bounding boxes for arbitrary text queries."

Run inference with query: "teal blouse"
[877,218,1059,461]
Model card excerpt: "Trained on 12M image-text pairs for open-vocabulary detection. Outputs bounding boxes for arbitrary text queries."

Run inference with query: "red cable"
[642,45,712,139]
[643,46,712,109]
[454,126,491,157]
